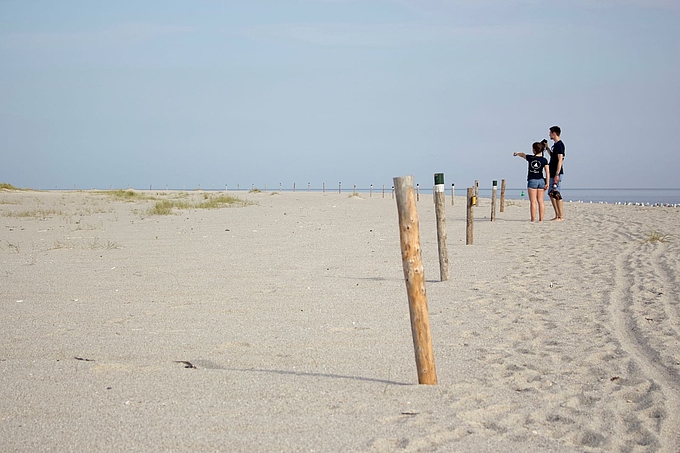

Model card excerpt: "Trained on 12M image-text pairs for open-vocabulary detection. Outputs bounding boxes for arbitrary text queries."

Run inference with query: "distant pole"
[474,180,479,200]
[451,183,455,206]
[225,184,227,191]
[280,183,282,192]
[293,182,296,192]
[382,185,385,198]
[500,179,506,213]
[308,182,310,192]
[416,184,420,201]
[391,186,395,199]
[491,180,498,221]
[370,184,373,197]
[323,182,326,193]
[237,184,239,190]
[433,173,449,281]
[150,184,152,191]
[339,182,341,194]
[466,187,475,245]
[353,184,357,196]
[393,175,438,385]
[264,183,267,191]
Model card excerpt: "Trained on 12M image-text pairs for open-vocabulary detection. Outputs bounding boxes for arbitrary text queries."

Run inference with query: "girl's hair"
[532,141,546,156]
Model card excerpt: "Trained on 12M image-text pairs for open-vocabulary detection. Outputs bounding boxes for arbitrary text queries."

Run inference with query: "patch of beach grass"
[4,208,63,219]
[643,230,669,243]
[249,188,262,193]
[95,189,157,201]
[0,183,22,191]
[146,194,253,215]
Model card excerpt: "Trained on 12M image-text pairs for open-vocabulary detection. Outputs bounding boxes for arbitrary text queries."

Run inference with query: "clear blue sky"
[1,0,678,190]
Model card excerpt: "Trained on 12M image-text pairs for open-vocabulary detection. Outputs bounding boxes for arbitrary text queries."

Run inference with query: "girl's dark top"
[526,155,548,180]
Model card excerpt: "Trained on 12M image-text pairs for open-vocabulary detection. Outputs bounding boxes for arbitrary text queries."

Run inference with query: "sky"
[1,0,679,191]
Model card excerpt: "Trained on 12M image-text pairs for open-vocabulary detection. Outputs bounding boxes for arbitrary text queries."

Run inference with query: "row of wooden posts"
[394,175,507,386]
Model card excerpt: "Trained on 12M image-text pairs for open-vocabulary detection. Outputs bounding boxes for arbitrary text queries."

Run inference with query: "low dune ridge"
[1,189,678,452]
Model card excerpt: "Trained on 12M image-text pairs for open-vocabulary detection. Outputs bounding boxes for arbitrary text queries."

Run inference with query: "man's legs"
[549,176,564,221]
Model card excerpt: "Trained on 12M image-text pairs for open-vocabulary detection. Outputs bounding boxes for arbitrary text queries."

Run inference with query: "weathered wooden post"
[491,180,497,221]
[467,187,475,245]
[500,179,506,213]
[474,180,479,200]
[433,173,449,281]
[393,175,438,385]
[451,183,455,206]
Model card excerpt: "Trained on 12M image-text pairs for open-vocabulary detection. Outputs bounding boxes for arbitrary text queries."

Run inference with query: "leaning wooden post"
[466,187,475,245]
[451,183,455,206]
[500,179,506,213]
[433,173,449,281]
[393,175,438,385]
[491,180,497,221]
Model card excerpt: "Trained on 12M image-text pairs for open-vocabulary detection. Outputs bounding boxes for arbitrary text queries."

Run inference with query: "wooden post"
[500,179,506,213]
[393,175,438,385]
[339,182,341,194]
[451,183,455,206]
[466,187,475,245]
[308,182,310,192]
[382,185,385,198]
[474,180,479,200]
[491,180,497,221]
[323,182,326,193]
[353,184,357,196]
[293,182,296,192]
[433,173,449,281]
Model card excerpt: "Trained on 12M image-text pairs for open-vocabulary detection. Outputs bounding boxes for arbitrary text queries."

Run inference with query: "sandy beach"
[1,188,678,452]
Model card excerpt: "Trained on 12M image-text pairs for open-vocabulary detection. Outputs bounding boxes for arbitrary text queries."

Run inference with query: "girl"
[513,141,550,222]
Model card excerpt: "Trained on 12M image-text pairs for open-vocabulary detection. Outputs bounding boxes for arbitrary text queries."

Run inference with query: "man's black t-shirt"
[549,141,565,176]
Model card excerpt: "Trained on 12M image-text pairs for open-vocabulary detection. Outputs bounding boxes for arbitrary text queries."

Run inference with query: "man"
[546,125,565,221]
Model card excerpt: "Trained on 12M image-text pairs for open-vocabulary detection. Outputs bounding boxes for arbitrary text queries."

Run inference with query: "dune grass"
[147,194,252,215]
[95,189,157,201]
[4,208,63,219]
[644,230,669,243]
[0,183,22,191]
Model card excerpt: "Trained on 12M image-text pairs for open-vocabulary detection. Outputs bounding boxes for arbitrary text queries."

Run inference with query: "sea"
[485,188,680,206]
[345,187,680,206]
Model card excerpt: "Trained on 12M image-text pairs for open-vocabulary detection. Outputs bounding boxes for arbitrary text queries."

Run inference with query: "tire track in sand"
[610,229,680,453]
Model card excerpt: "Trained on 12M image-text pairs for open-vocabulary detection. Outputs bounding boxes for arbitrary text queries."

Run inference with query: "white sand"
[1,189,679,452]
